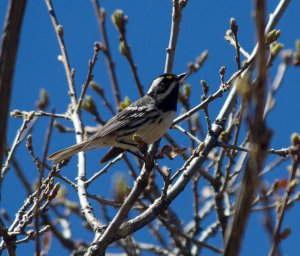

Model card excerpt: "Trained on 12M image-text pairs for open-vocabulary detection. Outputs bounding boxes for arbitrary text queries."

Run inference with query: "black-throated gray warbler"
[48,73,186,164]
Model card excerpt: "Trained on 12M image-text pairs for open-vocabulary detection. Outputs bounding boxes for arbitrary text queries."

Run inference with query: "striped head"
[147,73,186,112]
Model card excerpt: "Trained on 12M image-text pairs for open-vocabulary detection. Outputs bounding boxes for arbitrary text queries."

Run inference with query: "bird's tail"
[47,142,88,164]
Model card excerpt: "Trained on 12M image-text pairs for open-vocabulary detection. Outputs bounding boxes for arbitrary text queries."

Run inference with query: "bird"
[48,73,187,164]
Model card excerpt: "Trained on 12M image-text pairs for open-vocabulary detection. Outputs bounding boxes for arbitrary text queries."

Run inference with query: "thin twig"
[230,18,241,70]
[45,0,77,106]
[92,0,121,106]
[116,23,144,96]
[264,56,288,117]
[85,154,124,186]
[86,194,122,208]
[179,232,223,254]
[137,242,176,256]
[15,226,50,246]
[173,125,202,144]
[88,80,116,116]
[218,142,291,157]
[10,110,70,119]
[259,157,287,176]
[225,32,251,59]
[203,106,212,132]
[160,173,171,201]
[164,0,186,73]
[173,75,239,126]
[2,115,33,178]
[76,42,102,112]
[34,112,54,256]
[191,174,201,238]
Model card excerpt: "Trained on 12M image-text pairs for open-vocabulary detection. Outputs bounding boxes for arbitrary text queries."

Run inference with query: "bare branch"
[76,42,102,112]
[164,0,187,73]
[2,114,34,178]
[85,154,124,186]
[92,0,121,106]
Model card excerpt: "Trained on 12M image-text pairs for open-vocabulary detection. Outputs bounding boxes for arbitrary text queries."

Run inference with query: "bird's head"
[147,73,186,97]
[147,73,187,112]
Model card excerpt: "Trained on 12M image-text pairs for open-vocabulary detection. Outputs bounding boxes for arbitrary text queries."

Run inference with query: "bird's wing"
[88,96,155,140]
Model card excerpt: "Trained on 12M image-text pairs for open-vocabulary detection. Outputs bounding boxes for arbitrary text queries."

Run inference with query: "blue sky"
[1,0,300,255]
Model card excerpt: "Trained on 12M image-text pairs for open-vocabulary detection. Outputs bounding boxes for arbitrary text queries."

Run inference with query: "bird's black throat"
[155,84,179,112]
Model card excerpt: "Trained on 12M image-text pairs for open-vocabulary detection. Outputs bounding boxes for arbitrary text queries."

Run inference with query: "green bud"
[119,96,131,110]
[280,227,291,240]
[111,9,127,33]
[56,185,67,200]
[293,40,300,65]
[113,173,129,202]
[41,89,48,102]
[65,201,79,211]
[119,41,130,58]
[36,88,49,110]
[132,134,143,143]
[270,42,284,58]
[236,72,251,98]
[89,81,104,96]
[291,133,300,146]
[220,131,229,143]
[197,50,208,66]
[183,84,191,98]
[54,121,67,132]
[192,113,199,123]
[82,95,98,116]
[266,29,281,45]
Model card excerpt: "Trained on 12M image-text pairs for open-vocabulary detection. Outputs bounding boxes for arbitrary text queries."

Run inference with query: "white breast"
[136,110,176,144]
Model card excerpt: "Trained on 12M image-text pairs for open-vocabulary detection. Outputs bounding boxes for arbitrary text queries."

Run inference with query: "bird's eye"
[166,75,173,79]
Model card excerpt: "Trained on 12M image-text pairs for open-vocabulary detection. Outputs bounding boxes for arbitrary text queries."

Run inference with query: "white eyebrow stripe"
[147,77,163,93]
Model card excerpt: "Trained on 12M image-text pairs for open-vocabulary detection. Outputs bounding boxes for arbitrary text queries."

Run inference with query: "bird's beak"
[177,72,187,82]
